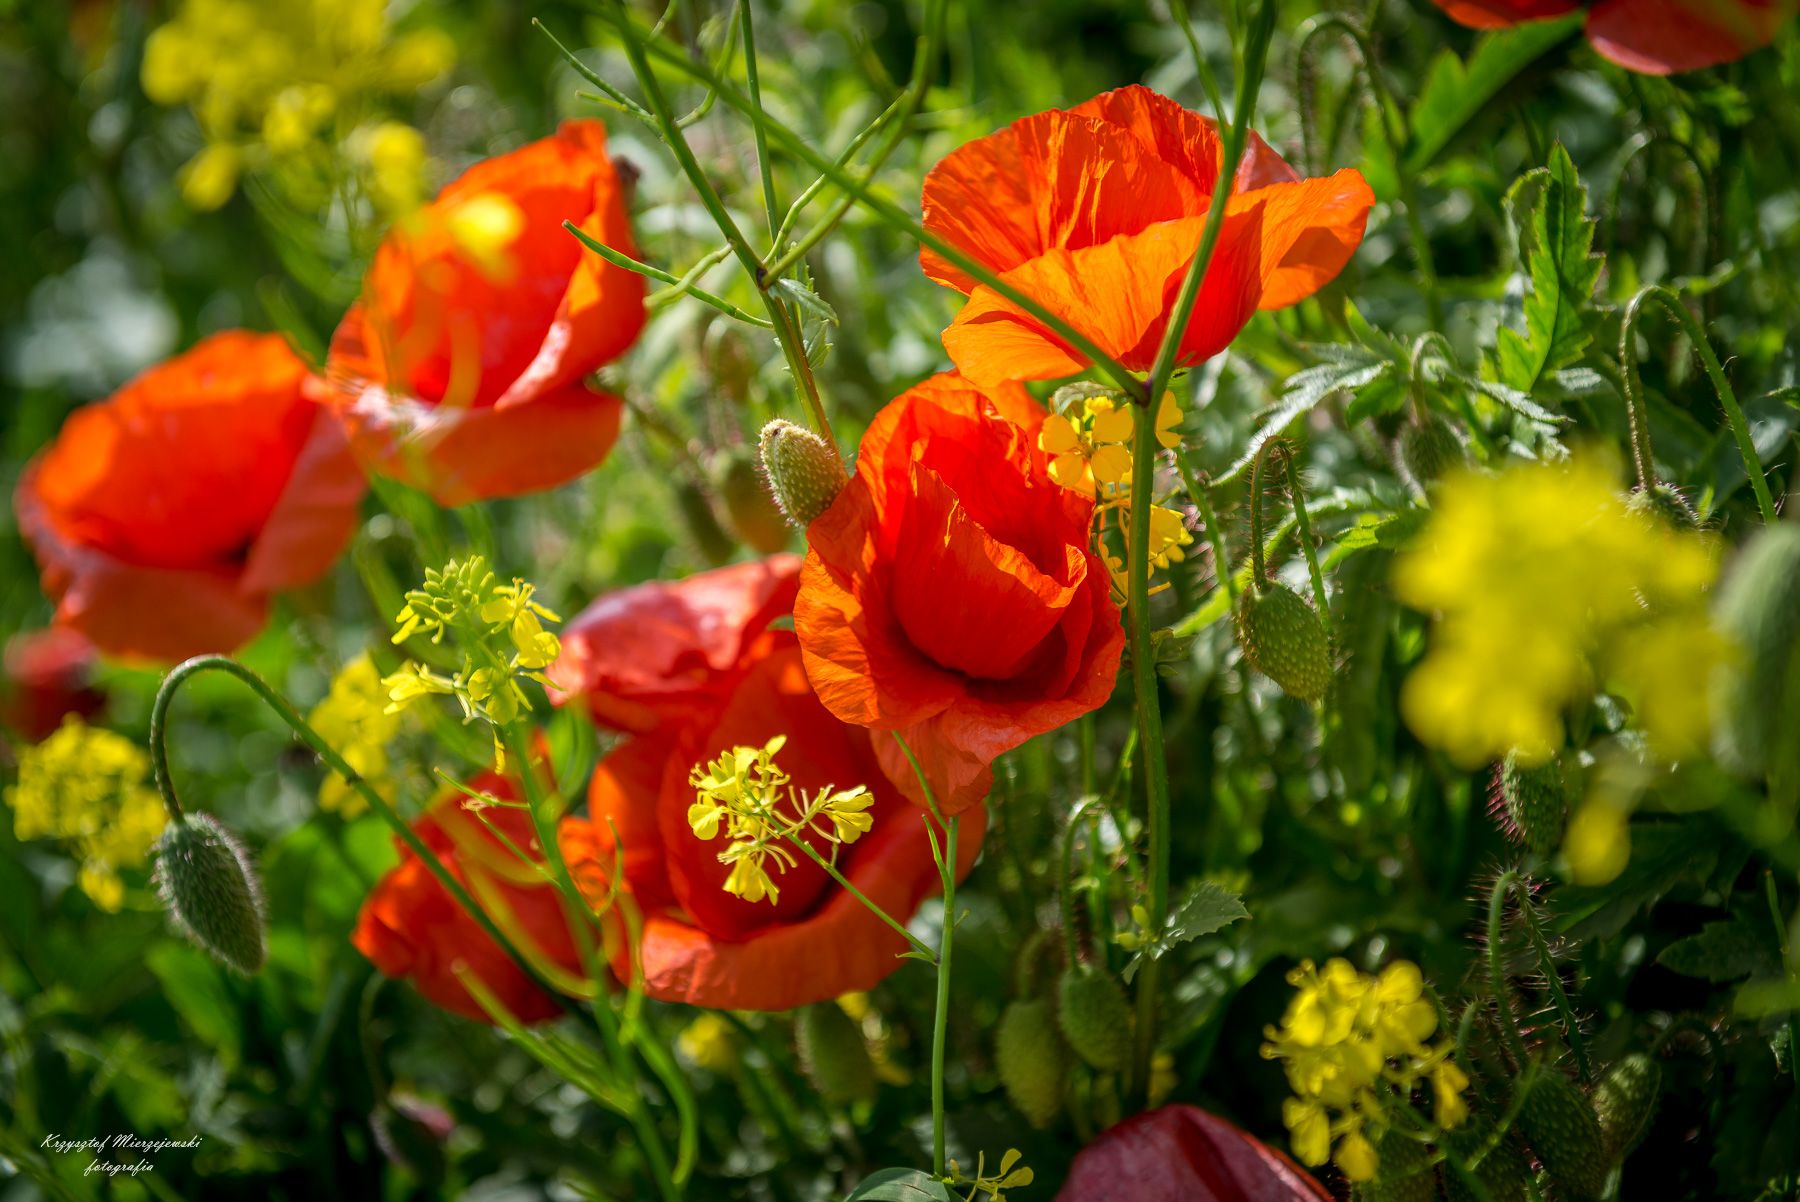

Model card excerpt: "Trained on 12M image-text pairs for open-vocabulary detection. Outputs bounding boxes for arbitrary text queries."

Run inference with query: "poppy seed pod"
[758,419,845,528]
[1359,1128,1436,1202]
[1236,583,1333,703]
[153,812,267,975]
[996,997,1068,1129]
[795,1001,876,1106]
[1057,965,1134,1073]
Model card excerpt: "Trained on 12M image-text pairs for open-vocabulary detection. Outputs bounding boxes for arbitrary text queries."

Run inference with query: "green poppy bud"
[1518,1071,1608,1201]
[795,1001,875,1106]
[759,419,846,528]
[1493,750,1578,855]
[712,445,791,554]
[153,812,266,975]
[1712,524,1800,784]
[1057,965,1133,1073]
[1398,412,1464,489]
[996,998,1067,1129]
[1626,482,1698,530]
[1594,1052,1661,1162]
[1235,583,1333,703]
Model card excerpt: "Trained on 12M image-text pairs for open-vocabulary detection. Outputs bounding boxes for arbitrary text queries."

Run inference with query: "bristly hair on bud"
[758,419,847,528]
[154,812,267,974]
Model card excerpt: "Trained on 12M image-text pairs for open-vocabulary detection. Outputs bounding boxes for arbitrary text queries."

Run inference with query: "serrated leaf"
[1167,880,1250,944]
[844,1168,954,1202]
[1218,358,1389,484]
[1496,144,1603,395]
[1659,919,1779,982]
[775,277,839,325]
[1405,18,1580,176]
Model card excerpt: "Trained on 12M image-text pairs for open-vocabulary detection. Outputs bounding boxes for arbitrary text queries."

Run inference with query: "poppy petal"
[1430,0,1580,27]
[1234,168,1376,310]
[1585,0,1786,74]
[1056,1105,1332,1202]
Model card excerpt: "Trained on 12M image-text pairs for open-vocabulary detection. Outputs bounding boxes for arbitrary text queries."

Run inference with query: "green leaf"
[1217,354,1390,484]
[1495,144,1603,394]
[1167,880,1250,944]
[775,278,839,325]
[146,942,244,1067]
[844,1169,954,1201]
[1658,919,1779,982]
[1405,18,1580,176]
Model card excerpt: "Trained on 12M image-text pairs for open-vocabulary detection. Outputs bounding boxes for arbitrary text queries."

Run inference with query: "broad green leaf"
[844,1168,954,1202]
[1658,919,1778,982]
[1217,355,1390,485]
[1496,144,1603,394]
[1167,880,1250,944]
[1405,18,1580,176]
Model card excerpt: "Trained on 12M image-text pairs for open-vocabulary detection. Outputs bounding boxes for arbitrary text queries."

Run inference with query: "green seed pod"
[1494,751,1578,855]
[1356,1128,1436,1202]
[1593,1052,1661,1163]
[1235,583,1333,703]
[795,1002,875,1106]
[711,446,790,554]
[1712,524,1800,781]
[1057,965,1133,1073]
[1398,412,1464,489]
[1518,1071,1609,1201]
[153,813,266,975]
[995,998,1067,1129]
[673,476,737,566]
[759,419,846,528]
[1626,483,1698,531]
[1439,1122,1532,1202]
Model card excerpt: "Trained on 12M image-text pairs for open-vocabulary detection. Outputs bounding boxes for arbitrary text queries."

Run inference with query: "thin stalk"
[1176,449,1240,605]
[1281,449,1332,638]
[1621,285,1777,525]
[739,0,780,239]
[931,816,959,1176]
[767,91,906,251]
[1485,870,1530,1068]
[148,656,569,1008]
[1507,876,1589,1083]
[564,222,774,328]
[784,834,937,961]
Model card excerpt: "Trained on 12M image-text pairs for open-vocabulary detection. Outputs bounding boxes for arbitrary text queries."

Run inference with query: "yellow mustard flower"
[307,653,405,818]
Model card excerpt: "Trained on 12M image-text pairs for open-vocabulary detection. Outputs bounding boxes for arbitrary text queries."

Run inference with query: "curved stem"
[148,656,568,1007]
[1247,437,1284,586]
[1485,870,1530,1068]
[1507,876,1589,1083]
[739,0,780,240]
[1176,452,1240,606]
[1282,450,1331,639]
[1621,285,1777,524]
[785,833,936,961]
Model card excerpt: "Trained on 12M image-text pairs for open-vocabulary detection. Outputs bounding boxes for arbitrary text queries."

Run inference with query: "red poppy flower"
[353,773,608,1025]
[920,85,1373,387]
[15,332,364,664]
[1431,0,1792,75]
[0,629,104,743]
[1056,1105,1332,1202]
[313,120,646,504]
[793,373,1123,815]
[555,558,984,1011]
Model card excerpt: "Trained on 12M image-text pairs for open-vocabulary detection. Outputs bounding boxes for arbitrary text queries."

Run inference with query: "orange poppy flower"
[555,558,983,1011]
[920,85,1373,387]
[794,373,1123,816]
[314,120,646,504]
[1057,1105,1331,1202]
[0,629,105,743]
[15,331,364,664]
[353,772,609,1025]
[1431,1,1791,75]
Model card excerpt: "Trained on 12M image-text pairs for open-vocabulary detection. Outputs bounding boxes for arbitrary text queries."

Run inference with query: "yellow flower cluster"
[1039,390,1194,599]
[946,1149,1034,1202]
[5,718,167,911]
[1394,455,1725,767]
[140,0,453,211]
[307,653,404,818]
[384,557,563,769]
[687,736,874,904]
[1261,959,1469,1183]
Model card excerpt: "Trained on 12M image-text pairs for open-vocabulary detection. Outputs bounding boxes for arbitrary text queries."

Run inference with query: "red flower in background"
[554,557,983,1011]
[353,773,608,1024]
[1431,0,1793,75]
[921,85,1373,387]
[0,629,104,743]
[15,331,364,664]
[314,120,646,505]
[1056,1105,1332,1202]
[794,373,1122,815]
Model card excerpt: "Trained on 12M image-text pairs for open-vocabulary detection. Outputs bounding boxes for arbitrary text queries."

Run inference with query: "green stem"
[1485,870,1530,1068]
[1620,285,1777,525]
[931,816,959,1177]
[1176,450,1240,606]
[739,0,780,240]
[784,833,937,961]
[563,222,774,328]
[1508,877,1589,1083]
[1281,449,1332,638]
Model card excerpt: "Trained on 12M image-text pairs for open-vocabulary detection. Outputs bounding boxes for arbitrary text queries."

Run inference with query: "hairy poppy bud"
[1236,583,1333,703]
[673,476,737,567]
[1593,1052,1661,1162]
[712,446,791,554]
[996,998,1067,1129]
[1517,1071,1608,1200]
[154,812,266,975]
[1494,751,1578,855]
[1626,482,1698,530]
[1057,965,1133,1073]
[1712,524,1800,782]
[1357,1128,1435,1202]
[1397,413,1464,489]
[796,1001,876,1106]
[1439,1121,1532,1202]
[758,419,845,527]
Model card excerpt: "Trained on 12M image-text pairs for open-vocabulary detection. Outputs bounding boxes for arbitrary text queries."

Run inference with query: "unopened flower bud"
[1235,583,1333,703]
[1397,412,1465,489]
[154,812,267,975]
[1517,1071,1609,1200]
[795,1000,876,1106]
[996,998,1067,1129]
[1492,750,1578,855]
[1626,482,1698,530]
[1712,524,1800,780]
[1057,965,1133,1073]
[758,419,846,528]
[712,445,791,554]
[1593,1052,1661,1162]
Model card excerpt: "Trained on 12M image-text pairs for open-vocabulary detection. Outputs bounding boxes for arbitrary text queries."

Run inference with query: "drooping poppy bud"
[1517,1071,1609,1201]
[1397,412,1465,489]
[996,997,1067,1129]
[1439,1120,1533,1202]
[1057,964,1134,1073]
[1593,1052,1661,1162]
[795,1000,876,1105]
[1712,524,1800,782]
[759,419,846,528]
[1626,482,1699,530]
[154,812,267,975]
[1235,583,1333,703]
[1493,750,1578,855]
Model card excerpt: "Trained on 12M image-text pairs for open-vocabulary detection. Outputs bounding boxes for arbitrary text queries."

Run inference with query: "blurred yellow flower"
[5,717,167,911]
[307,653,405,818]
[1395,454,1723,767]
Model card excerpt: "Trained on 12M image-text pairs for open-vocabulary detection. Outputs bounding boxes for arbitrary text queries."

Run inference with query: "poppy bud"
[1357,1128,1434,1202]
[1517,1071,1608,1200]
[1057,965,1133,1073]
[758,419,846,527]
[1712,524,1800,782]
[701,320,756,404]
[1439,1121,1532,1202]
[1235,583,1333,703]
[795,1001,876,1106]
[1626,482,1698,530]
[1397,413,1464,489]
[1493,751,1577,855]
[996,998,1067,1129]
[712,446,791,554]
[1593,1052,1661,1162]
[153,813,266,975]
[673,476,737,567]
